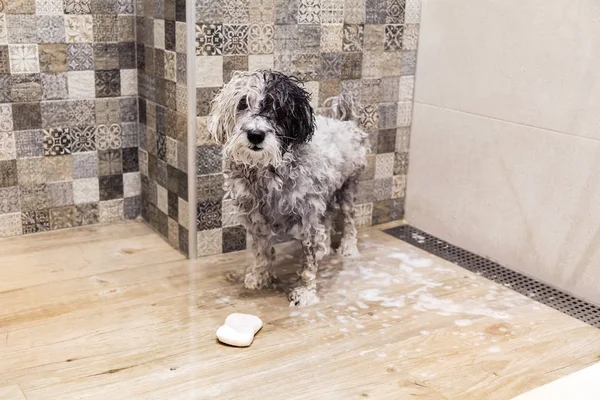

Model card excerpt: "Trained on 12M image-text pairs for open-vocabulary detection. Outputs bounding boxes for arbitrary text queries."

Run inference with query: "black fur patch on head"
[258,71,315,150]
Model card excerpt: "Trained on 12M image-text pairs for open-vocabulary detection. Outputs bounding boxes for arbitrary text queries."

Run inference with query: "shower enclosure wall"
[0,0,139,237]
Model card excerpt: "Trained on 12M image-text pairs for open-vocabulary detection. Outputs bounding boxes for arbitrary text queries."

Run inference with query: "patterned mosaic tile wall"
[0,0,140,238]
[136,0,191,255]
[193,0,421,256]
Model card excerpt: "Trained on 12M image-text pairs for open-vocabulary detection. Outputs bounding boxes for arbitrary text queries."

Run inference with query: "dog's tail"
[323,94,358,122]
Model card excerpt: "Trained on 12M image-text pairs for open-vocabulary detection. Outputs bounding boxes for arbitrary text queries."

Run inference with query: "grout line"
[186,0,198,259]
[18,384,28,400]
[413,101,600,145]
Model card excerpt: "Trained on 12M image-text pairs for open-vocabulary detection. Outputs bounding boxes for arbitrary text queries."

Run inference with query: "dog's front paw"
[244,270,274,290]
[337,241,360,258]
[288,287,320,307]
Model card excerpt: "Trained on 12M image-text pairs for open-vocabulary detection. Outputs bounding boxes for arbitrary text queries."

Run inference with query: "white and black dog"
[208,69,369,306]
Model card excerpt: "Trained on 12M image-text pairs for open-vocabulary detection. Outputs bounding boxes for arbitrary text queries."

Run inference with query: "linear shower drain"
[384,224,600,329]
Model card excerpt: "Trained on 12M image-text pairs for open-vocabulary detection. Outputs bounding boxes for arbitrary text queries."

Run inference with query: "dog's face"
[208,70,315,168]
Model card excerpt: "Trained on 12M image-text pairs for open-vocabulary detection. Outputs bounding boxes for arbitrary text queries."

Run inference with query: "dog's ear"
[207,73,246,145]
[267,73,315,147]
[207,88,231,145]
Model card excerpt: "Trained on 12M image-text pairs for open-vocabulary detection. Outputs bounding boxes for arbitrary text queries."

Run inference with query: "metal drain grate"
[384,224,600,329]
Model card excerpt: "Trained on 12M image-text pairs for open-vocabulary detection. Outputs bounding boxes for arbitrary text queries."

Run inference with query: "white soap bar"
[216,313,263,347]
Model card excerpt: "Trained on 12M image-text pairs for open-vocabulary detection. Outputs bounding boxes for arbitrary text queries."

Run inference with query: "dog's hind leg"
[322,203,335,255]
[244,233,275,290]
[288,224,328,306]
[336,176,360,257]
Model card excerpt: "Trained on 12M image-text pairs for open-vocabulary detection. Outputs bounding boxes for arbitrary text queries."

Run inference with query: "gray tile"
[196,199,222,231]
[68,100,96,126]
[373,177,392,201]
[124,195,140,219]
[21,209,50,233]
[91,0,118,14]
[98,149,123,176]
[223,0,249,24]
[67,43,94,71]
[121,123,138,148]
[16,157,44,185]
[393,151,408,175]
[223,24,249,55]
[93,15,118,42]
[72,152,98,179]
[361,78,381,104]
[19,183,47,211]
[75,202,100,226]
[401,50,417,76]
[11,74,42,103]
[298,24,321,53]
[95,70,121,98]
[95,99,121,125]
[196,173,224,202]
[196,145,222,175]
[120,97,137,123]
[71,126,97,153]
[0,186,20,214]
[64,0,92,13]
[319,53,342,80]
[275,0,297,24]
[37,15,65,44]
[7,15,36,43]
[356,180,375,204]
[196,23,224,56]
[384,24,403,51]
[379,103,397,129]
[372,198,404,224]
[343,24,364,52]
[365,0,386,24]
[43,128,72,156]
[94,43,120,71]
[12,103,42,131]
[223,225,246,253]
[49,206,75,230]
[15,130,44,158]
[386,0,405,24]
[298,0,320,24]
[380,76,399,102]
[41,73,69,100]
[377,129,396,154]
[47,181,74,208]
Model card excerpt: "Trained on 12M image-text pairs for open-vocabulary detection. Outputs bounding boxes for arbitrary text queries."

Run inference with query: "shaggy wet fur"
[208,70,369,306]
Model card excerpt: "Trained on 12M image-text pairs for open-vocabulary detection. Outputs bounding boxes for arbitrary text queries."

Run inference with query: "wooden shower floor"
[1,221,599,400]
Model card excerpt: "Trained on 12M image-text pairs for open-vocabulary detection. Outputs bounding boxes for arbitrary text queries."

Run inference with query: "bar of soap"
[216,313,263,347]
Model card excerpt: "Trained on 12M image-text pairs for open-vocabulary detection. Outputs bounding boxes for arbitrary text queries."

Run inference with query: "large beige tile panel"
[416,0,600,139]
[405,103,600,305]
[512,362,600,400]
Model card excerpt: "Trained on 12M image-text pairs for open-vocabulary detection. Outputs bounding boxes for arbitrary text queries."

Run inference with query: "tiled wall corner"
[194,0,422,256]
[136,0,191,256]
[0,0,139,238]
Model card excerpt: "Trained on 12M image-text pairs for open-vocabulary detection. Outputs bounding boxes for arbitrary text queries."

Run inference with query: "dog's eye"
[237,96,248,111]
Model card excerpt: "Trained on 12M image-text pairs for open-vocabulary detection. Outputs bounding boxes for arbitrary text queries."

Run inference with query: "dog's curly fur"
[208,69,370,306]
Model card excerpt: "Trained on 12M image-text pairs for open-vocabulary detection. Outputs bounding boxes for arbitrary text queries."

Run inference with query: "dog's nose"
[246,129,265,145]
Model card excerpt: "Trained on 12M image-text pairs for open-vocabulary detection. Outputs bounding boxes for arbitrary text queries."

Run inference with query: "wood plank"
[0,385,27,400]
[0,221,184,293]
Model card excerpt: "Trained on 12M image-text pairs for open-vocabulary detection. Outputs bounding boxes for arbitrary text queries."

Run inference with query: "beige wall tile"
[406,103,600,304]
